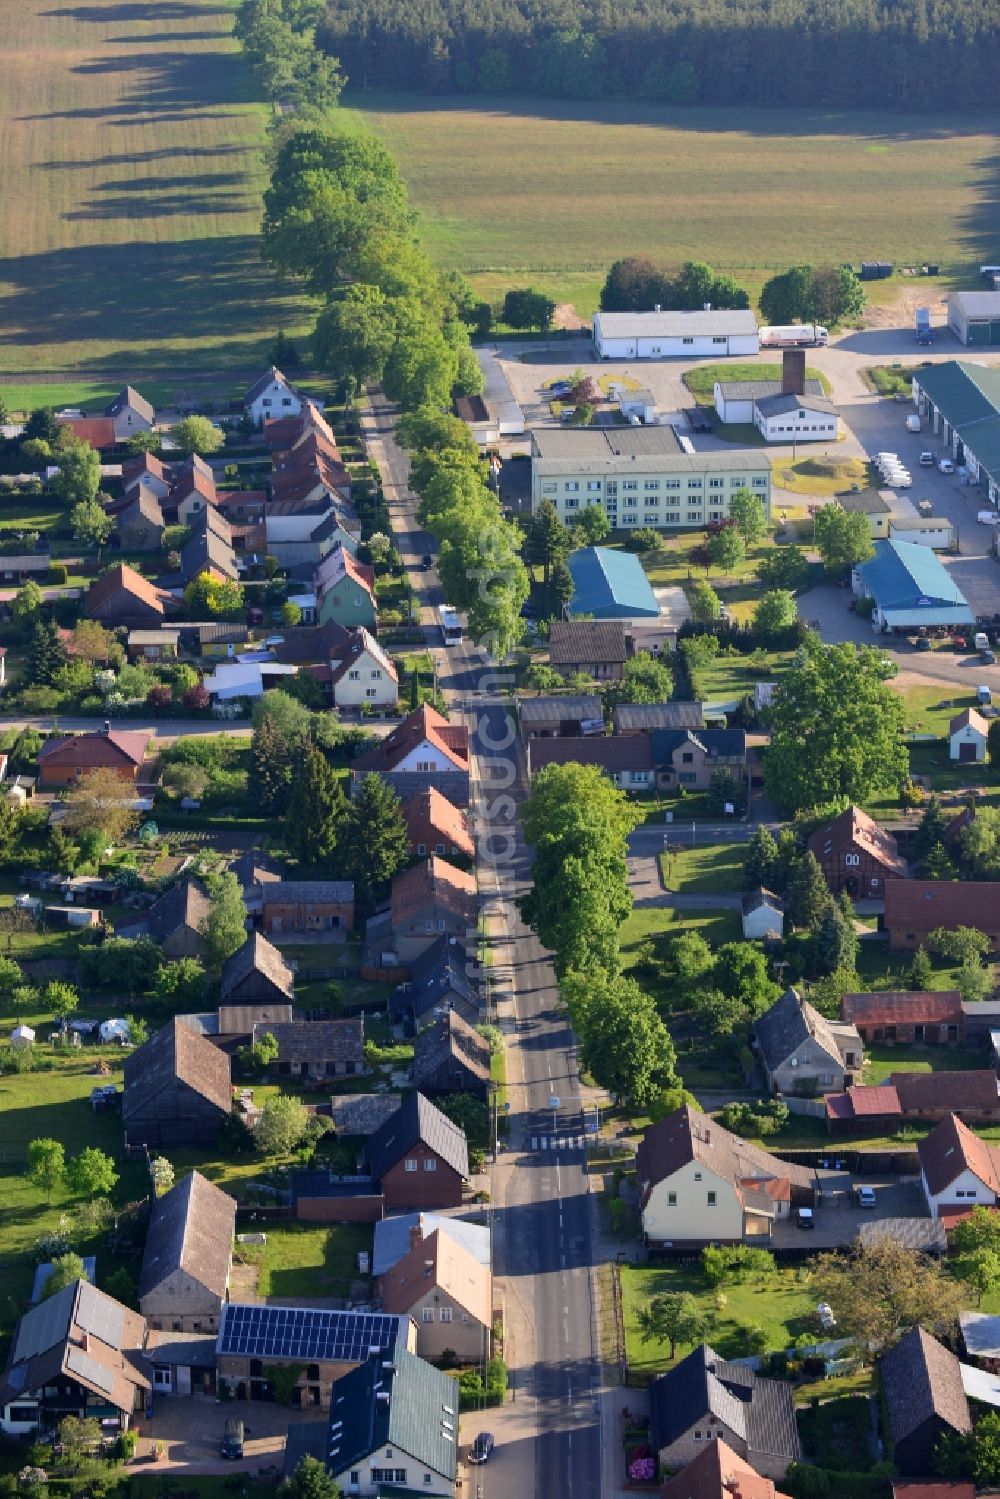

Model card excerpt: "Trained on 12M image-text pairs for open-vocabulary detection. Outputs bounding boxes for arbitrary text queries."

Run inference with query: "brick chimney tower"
[782,349,806,396]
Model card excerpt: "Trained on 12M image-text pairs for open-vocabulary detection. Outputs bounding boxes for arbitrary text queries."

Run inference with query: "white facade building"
[753,393,838,443]
[593,308,759,360]
[244,366,304,429]
[330,630,399,710]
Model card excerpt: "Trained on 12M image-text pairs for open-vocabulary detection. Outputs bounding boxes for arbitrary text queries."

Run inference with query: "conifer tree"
[338,773,410,903]
[285,744,347,868]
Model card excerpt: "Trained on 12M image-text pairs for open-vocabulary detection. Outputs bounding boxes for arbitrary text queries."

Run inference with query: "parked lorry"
[914,307,934,345]
[759,324,828,348]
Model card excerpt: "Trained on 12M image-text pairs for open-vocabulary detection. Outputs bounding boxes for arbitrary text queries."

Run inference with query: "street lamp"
[549,1094,560,1134]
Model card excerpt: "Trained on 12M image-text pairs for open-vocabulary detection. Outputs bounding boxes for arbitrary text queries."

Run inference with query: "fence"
[611,1257,628,1384]
[783,1097,828,1119]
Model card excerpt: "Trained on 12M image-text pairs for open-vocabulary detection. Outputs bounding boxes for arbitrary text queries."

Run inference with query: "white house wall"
[921,1164,997,1219]
[335,1441,454,1498]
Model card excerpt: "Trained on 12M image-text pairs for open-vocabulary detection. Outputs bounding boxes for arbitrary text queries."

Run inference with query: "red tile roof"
[59,416,118,451]
[353,704,469,775]
[402,787,475,858]
[85,564,174,619]
[891,1069,1000,1112]
[840,991,963,1028]
[391,856,477,928]
[661,1438,789,1499]
[39,728,149,768]
[917,1112,1000,1197]
[825,1085,901,1121]
[884,880,1000,941]
[807,803,907,875]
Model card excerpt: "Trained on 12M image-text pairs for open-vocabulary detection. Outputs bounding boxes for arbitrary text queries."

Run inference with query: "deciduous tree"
[169,416,224,457]
[729,488,769,543]
[27,1137,65,1202]
[636,1292,712,1359]
[812,1236,964,1349]
[813,502,874,573]
[757,545,809,593]
[67,1147,118,1197]
[753,590,797,634]
[41,1252,87,1299]
[64,767,139,845]
[200,872,248,969]
[51,431,100,508]
[561,969,677,1106]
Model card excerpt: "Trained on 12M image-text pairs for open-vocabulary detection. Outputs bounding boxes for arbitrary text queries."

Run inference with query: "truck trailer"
[758,324,828,348]
[914,307,934,345]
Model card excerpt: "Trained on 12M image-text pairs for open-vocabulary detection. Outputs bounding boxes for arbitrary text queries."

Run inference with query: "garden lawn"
[620,904,743,964]
[860,1042,986,1085]
[244,1222,372,1300]
[772,457,873,494]
[660,841,747,895]
[897,686,983,734]
[621,1262,819,1381]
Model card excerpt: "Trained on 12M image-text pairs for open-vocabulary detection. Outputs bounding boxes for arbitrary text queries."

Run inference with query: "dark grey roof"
[263,880,355,904]
[266,620,351,664]
[755,391,838,418]
[754,987,843,1072]
[254,1018,363,1065]
[121,877,211,944]
[329,1093,402,1137]
[106,385,155,423]
[138,1171,236,1301]
[717,378,825,402]
[880,1327,971,1446]
[325,1347,459,1482]
[858,1219,948,1254]
[650,1344,800,1461]
[614,701,703,732]
[516,694,603,724]
[549,618,627,666]
[145,1331,217,1368]
[182,621,249,645]
[245,365,299,406]
[834,488,894,514]
[366,1092,469,1183]
[413,1011,491,1090]
[390,937,480,1022]
[652,727,747,761]
[229,850,284,887]
[123,1017,232,1122]
[221,932,294,1001]
[180,509,237,583]
[284,1422,328,1481]
[742,887,784,917]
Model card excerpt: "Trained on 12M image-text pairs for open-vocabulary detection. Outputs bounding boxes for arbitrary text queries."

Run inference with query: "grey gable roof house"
[118,877,212,955]
[138,1171,237,1326]
[650,1343,800,1477]
[325,1346,459,1488]
[365,1091,469,1184]
[753,987,862,1093]
[220,931,295,1004]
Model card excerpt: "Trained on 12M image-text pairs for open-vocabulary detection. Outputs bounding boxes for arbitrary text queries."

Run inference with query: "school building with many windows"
[529,427,771,529]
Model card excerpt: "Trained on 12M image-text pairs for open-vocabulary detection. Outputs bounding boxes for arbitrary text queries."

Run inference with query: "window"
[347,669,360,680]
[565,481,580,493]
[622,480,638,492]
[665,479,681,491]
[730,477,745,488]
[542,483,558,494]
[644,480,660,491]
[681,751,694,763]
[707,1191,717,1206]
[417,842,427,855]
[404,1158,418,1172]
[416,761,434,772]
[624,497,638,509]
[424,1478,433,1487]
[680,772,698,784]
[713,336,727,344]
[753,477,768,489]
[8,1407,36,1425]
[667,1191,677,1206]
[371,669,382,680]
[694,1171,702,1181]
[688,478,703,489]
[564,497,578,511]
[695,1431,703,1441]
[586,480,602,492]
[664,512,680,523]
[424,1158,437,1171]
[372,1471,407,1486]
[709,478,724,490]
[350,1474,360,1489]
[687,512,703,522]
[709,511,723,522]
[365,688,378,699]
[424,919,434,932]
[845,852,860,867]
[440,1307,453,1322]
[422,1308,435,1323]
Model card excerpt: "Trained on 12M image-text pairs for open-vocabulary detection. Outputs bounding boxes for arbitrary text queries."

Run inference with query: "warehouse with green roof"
[913,361,1000,508]
[566,546,661,620]
[853,539,974,633]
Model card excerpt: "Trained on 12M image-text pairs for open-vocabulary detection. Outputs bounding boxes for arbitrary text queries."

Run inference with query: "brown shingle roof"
[38,727,149,768]
[885,880,1000,941]
[527,735,654,777]
[917,1112,1000,1197]
[123,1017,231,1122]
[252,1018,364,1065]
[0,1281,149,1416]
[950,708,988,737]
[840,991,963,1028]
[85,563,173,620]
[354,705,469,775]
[549,618,627,666]
[220,932,295,1002]
[391,856,477,928]
[880,1327,971,1447]
[890,1069,1000,1112]
[381,1226,491,1327]
[807,804,907,876]
[106,385,155,424]
[636,1105,815,1206]
[138,1170,236,1301]
[402,787,474,858]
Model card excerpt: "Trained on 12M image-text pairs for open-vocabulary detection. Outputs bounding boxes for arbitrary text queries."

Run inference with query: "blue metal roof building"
[855,540,974,631]
[567,547,660,620]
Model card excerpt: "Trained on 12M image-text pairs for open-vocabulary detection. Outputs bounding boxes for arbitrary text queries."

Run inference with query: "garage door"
[959,741,978,762]
[968,322,989,346]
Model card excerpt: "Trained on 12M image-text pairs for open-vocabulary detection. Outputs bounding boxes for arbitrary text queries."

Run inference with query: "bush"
[48,563,68,585]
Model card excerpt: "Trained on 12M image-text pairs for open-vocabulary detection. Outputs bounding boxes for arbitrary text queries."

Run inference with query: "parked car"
[857,1185,877,1208]
[221,1420,244,1460]
[982,649,997,665]
[917,636,932,651]
[817,1302,837,1331]
[939,458,955,473]
[470,1433,495,1464]
[420,554,433,570]
[919,451,934,466]
[796,1208,815,1230]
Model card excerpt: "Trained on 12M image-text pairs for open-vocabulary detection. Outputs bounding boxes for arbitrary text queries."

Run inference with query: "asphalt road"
[362,390,602,1499]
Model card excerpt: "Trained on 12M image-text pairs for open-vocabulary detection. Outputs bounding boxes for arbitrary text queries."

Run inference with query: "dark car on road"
[221,1420,244,1460]
[470,1433,495,1464]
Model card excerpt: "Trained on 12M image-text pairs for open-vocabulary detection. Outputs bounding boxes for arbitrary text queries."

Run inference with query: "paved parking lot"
[134,1395,320,1473]
[771,1174,929,1249]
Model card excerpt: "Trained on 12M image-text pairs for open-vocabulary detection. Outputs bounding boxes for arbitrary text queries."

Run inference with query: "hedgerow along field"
[348,92,1000,315]
[0,0,310,399]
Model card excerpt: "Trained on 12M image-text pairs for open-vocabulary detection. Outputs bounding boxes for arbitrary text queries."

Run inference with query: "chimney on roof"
[703,1128,711,1143]
[103,720,111,736]
[782,348,806,396]
[409,1223,424,1252]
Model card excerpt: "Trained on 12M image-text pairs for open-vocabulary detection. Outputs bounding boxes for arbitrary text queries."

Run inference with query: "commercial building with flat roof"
[593,308,759,359]
[853,539,974,633]
[531,427,771,529]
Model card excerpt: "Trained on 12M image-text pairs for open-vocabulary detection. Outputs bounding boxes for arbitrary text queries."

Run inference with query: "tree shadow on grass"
[64,191,253,221]
[42,2,230,19]
[38,145,253,172]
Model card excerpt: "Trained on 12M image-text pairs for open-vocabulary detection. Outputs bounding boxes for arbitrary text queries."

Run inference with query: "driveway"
[133,1395,321,1474]
[771,1175,929,1250]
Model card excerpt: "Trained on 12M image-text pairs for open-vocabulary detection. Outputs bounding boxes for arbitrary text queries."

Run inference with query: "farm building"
[531,426,771,528]
[879,1327,971,1476]
[138,1170,236,1334]
[592,308,759,359]
[912,360,1000,508]
[947,292,1000,347]
[548,620,627,681]
[123,1018,232,1149]
[852,540,974,633]
[949,707,989,762]
[885,880,1000,952]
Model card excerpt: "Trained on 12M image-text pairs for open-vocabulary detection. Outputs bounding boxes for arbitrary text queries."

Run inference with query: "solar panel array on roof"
[218,1304,401,1363]
[76,1281,125,1349]
[12,1283,75,1363]
[65,1345,116,1395]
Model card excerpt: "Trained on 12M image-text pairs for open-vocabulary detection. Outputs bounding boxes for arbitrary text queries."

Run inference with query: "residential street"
[362,390,604,1499]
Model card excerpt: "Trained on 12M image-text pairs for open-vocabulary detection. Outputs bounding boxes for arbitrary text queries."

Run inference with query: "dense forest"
[318,0,1000,110]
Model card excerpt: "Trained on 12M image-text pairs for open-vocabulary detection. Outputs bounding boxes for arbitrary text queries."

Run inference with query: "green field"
[0,0,309,387]
[350,93,1000,313]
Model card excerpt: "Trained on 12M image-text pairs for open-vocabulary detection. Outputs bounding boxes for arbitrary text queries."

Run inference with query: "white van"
[905,414,922,433]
